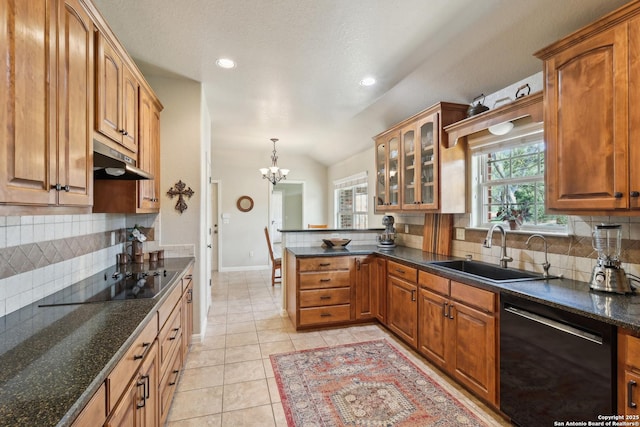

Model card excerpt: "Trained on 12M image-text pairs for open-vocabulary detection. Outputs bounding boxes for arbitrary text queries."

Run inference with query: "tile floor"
[166,269,509,427]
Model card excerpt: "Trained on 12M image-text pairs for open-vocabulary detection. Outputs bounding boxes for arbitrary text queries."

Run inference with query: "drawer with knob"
[299,304,351,326]
[299,287,351,307]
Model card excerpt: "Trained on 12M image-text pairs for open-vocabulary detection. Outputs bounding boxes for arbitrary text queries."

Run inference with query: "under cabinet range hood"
[93,140,153,180]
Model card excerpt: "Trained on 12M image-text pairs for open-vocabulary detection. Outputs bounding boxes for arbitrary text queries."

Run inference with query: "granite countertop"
[0,257,195,427]
[279,228,384,233]
[286,245,640,333]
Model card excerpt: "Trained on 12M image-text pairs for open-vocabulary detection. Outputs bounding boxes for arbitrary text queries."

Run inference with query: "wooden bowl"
[321,238,351,248]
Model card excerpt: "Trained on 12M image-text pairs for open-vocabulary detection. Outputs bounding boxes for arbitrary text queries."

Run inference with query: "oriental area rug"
[270,340,498,427]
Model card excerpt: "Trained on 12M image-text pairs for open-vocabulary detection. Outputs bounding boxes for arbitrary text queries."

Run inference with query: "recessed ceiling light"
[216,58,236,69]
[360,77,376,86]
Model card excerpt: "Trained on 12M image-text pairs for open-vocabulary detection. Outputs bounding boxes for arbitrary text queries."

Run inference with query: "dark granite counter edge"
[58,257,195,427]
[279,228,384,233]
[286,246,640,334]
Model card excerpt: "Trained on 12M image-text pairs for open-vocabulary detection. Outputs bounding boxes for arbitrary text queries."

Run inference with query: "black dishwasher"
[500,294,616,427]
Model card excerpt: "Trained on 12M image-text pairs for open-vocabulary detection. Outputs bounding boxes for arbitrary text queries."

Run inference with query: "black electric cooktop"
[38,264,180,307]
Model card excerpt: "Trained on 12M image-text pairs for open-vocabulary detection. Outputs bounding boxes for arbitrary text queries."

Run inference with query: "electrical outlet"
[250,251,254,257]
[110,231,115,245]
[455,228,466,240]
[404,224,409,233]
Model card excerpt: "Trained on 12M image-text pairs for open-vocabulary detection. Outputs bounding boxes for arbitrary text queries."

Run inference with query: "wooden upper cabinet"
[374,132,401,212]
[536,3,640,214]
[57,0,94,206]
[96,32,139,153]
[401,113,439,210]
[0,0,93,209]
[138,87,161,211]
[374,102,467,214]
[0,0,57,206]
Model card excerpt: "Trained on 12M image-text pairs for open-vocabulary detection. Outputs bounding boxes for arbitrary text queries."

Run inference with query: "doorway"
[270,182,304,237]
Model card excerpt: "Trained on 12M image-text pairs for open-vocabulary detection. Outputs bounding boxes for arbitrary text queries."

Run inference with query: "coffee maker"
[590,224,633,294]
[377,215,396,249]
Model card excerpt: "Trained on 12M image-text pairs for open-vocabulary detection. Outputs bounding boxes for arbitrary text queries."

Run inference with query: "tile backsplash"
[0,213,168,317]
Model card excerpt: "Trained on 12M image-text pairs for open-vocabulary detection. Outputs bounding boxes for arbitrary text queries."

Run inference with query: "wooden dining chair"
[264,227,282,286]
[308,224,328,229]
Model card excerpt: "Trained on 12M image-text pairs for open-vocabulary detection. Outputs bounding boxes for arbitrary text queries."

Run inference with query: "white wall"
[146,74,207,336]
[212,147,327,270]
[327,146,384,229]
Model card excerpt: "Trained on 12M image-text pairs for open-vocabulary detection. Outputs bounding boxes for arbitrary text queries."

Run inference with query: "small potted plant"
[496,201,528,230]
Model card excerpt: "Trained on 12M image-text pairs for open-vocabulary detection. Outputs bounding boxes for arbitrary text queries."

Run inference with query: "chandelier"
[259,138,289,185]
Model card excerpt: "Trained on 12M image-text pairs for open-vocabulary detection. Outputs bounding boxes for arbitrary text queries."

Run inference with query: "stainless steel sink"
[430,260,557,283]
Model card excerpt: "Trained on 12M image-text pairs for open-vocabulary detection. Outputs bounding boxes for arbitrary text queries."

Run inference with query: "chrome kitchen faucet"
[483,224,513,268]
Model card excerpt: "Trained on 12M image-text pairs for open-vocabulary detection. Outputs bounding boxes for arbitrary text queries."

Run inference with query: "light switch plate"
[455,228,466,240]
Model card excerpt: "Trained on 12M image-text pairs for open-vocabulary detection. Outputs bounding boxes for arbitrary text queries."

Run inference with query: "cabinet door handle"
[320,278,331,282]
[51,183,62,191]
[395,268,405,274]
[169,327,180,341]
[187,289,193,303]
[133,341,151,360]
[320,313,332,317]
[632,191,640,198]
[411,289,416,302]
[63,185,70,192]
[448,304,454,319]
[319,263,331,267]
[169,369,180,386]
[356,259,361,270]
[442,302,448,317]
[629,380,638,408]
[320,296,331,300]
[136,376,147,409]
[614,192,623,199]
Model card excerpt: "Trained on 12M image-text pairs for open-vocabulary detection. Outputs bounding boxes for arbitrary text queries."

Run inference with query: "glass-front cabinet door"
[418,113,439,209]
[401,113,439,210]
[401,124,418,208]
[375,132,401,212]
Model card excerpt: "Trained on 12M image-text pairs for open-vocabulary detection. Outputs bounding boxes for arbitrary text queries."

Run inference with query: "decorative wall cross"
[167,180,194,213]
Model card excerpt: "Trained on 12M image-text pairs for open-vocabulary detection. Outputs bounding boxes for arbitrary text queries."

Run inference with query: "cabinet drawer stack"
[618,329,640,417]
[297,257,355,327]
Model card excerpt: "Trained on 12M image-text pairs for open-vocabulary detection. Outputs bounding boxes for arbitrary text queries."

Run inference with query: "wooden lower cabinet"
[106,340,158,427]
[288,255,356,329]
[72,384,107,427]
[355,255,375,320]
[159,345,182,425]
[387,275,418,348]
[372,257,387,324]
[418,271,498,407]
[618,329,640,416]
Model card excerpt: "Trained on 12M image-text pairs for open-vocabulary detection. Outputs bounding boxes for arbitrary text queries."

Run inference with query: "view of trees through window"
[475,140,567,231]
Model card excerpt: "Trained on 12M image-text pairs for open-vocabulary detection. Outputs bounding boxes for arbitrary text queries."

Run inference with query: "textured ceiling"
[93,0,630,166]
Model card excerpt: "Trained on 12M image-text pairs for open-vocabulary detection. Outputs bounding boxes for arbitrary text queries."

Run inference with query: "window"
[470,123,567,232]
[335,172,368,229]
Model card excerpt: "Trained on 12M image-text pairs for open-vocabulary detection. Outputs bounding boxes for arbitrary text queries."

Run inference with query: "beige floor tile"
[266,376,281,403]
[226,312,255,323]
[255,318,289,331]
[290,335,327,351]
[205,324,226,337]
[198,334,226,350]
[253,310,281,321]
[257,329,291,343]
[221,404,276,427]
[223,359,266,384]
[224,344,262,363]
[222,379,271,412]
[226,321,256,334]
[262,358,275,378]
[168,386,223,421]
[185,348,226,369]
[259,340,295,358]
[167,414,222,427]
[178,365,224,391]
[272,403,287,427]
[225,331,259,347]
